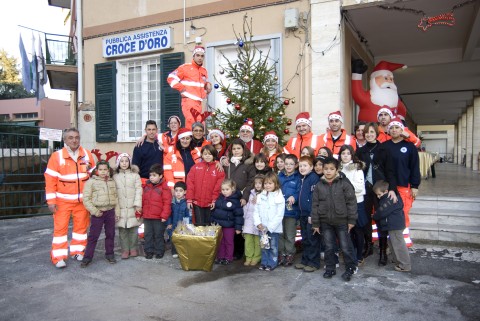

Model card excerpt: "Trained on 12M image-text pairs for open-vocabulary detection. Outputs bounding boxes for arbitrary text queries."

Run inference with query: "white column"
[310,0,343,134]
[473,97,480,171]
[466,106,474,168]
[461,113,467,166]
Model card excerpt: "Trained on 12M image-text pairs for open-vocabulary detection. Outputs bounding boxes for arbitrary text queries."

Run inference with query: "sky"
[0,0,71,101]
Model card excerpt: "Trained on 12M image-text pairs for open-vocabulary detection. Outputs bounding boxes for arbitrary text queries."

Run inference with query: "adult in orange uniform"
[376,108,421,148]
[44,128,94,268]
[284,112,321,158]
[167,46,212,130]
[319,111,356,158]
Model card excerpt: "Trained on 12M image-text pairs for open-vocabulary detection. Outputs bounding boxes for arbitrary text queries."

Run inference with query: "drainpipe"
[183,0,186,45]
[77,0,83,105]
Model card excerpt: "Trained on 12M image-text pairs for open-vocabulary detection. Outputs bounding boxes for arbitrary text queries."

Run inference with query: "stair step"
[412,200,480,211]
[410,223,480,244]
[409,208,480,226]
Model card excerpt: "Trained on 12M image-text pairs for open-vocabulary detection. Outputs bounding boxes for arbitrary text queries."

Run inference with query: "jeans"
[261,232,279,268]
[321,223,356,271]
[299,216,321,268]
[143,219,166,255]
[84,209,116,260]
[279,217,297,256]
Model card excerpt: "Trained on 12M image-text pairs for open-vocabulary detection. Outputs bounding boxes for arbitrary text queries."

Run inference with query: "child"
[317,146,333,158]
[253,172,285,271]
[166,181,191,258]
[142,164,172,259]
[294,156,321,273]
[261,131,283,168]
[254,153,272,175]
[211,179,244,265]
[81,160,118,267]
[300,146,315,158]
[242,174,265,266]
[113,153,143,260]
[311,157,358,281]
[187,145,225,226]
[313,157,325,177]
[373,180,411,272]
[274,153,287,173]
[278,154,300,266]
[339,145,367,266]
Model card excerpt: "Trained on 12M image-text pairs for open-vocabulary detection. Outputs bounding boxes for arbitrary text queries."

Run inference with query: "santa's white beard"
[370,79,399,107]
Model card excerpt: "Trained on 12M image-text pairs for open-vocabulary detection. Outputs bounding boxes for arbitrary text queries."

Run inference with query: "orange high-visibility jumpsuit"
[319,129,357,158]
[283,132,322,159]
[44,147,94,264]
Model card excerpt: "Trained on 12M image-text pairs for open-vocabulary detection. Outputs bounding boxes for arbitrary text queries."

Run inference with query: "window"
[0,114,9,121]
[13,112,38,119]
[118,57,161,141]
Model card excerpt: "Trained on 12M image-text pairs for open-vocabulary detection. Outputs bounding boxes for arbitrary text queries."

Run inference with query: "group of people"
[45,104,420,282]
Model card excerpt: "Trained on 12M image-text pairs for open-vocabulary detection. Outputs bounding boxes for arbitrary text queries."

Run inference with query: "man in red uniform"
[376,107,421,148]
[284,112,321,158]
[167,46,212,130]
[239,118,263,154]
[319,111,356,158]
[44,128,94,268]
[352,60,407,122]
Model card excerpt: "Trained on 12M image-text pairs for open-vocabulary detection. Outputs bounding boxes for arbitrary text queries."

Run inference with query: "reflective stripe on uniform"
[173,171,186,178]
[52,235,68,244]
[46,193,56,200]
[182,91,203,101]
[70,244,85,252]
[311,135,317,149]
[72,232,87,241]
[56,192,83,200]
[167,182,175,187]
[181,80,204,88]
[45,168,60,177]
[163,164,173,170]
[58,173,88,180]
[52,249,68,257]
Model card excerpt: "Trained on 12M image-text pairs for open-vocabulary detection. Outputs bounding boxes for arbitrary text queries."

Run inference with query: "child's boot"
[121,251,129,259]
[129,249,138,257]
[378,237,388,266]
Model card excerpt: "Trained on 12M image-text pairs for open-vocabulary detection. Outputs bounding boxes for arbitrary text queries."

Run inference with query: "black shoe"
[80,259,91,268]
[221,259,231,265]
[214,258,222,264]
[341,268,355,282]
[155,254,164,259]
[323,270,336,278]
[145,253,153,259]
[105,257,117,264]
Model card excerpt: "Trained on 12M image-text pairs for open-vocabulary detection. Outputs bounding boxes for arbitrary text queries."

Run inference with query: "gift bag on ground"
[172,225,222,272]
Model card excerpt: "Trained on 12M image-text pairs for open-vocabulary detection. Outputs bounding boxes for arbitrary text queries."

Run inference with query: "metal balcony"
[45,33,77,91]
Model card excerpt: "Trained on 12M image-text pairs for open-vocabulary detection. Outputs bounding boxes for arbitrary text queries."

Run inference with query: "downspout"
[77,0,83,105]
[183,0,186,45]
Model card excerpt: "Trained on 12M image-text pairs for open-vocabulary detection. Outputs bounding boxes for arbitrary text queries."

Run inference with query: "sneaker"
[320,252,325,260]
[265,266,272,271]
[214,258,222,264]
[324,263,340,269]
[341,268,355,282]
[394,265,411,272]
[357,259,365,266]
[244,259,252,266]
[259,265,266,271]
[250,260,259,266]
[323,270,336,278]
[155,254,164,259]
[55,260,66,269]
[106,256,117,264]
[121,251,129,260]
[145,253,153,259]
[353,267,359,274]
[221,259,231,265]
[80,259,91,268]
[71,254,84,261]
[285,255,294,266]
[303,265,317,272]
[295,263,306,270]
[172,254,179,258]
[129,249,138,257]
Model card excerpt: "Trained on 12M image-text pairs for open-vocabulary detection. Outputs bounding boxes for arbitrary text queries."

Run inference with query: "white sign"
[39,128,63,142]
[102,27,173,58]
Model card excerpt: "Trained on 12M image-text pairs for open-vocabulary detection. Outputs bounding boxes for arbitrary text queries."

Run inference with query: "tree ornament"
[238,40,244,47]
[279,111,284,116]
[259,125,266,130]
[287,120,292,126]
[241,107,247,113]
[284,99,290,106]
[219,69,225,74]
[226,98,232,104]
[291,99,295,104]
[235,103,241,110]
[243,75,249,81]
[214,84,219,89]
[268,117,273,123]
[284,129,290,134]
[274,75,278,81]
[211,111,217,117]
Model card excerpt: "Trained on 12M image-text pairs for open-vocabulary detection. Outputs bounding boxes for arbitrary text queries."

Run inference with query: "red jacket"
[186,161,225,207]
[167,60,209,102]
[142,179,172,221]
[319,129,356,158]
[284,132,321,158]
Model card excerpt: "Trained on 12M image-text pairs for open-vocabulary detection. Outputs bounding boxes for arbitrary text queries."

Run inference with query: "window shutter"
[160,52,185,132]
[95,62,117,142]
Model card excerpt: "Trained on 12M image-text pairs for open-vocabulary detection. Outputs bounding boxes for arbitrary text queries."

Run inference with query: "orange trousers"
[51,201,90,264]
[397,186,414,247]
[181,98,202,130]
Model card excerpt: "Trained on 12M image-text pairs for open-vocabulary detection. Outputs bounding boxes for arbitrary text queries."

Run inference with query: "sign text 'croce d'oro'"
[102,27,172,58]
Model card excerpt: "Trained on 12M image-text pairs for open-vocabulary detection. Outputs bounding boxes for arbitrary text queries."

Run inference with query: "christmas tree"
[209,16,293,145]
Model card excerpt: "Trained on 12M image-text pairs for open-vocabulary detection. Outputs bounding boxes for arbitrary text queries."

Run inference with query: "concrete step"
[412,197,480,212]
[409,208,480,226]
[410,223,480,244]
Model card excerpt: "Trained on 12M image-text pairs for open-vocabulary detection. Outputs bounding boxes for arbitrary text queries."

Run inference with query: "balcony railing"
[45,33,76,66]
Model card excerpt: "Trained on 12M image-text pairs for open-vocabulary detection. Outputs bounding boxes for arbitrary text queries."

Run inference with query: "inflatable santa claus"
[352,59,408,122]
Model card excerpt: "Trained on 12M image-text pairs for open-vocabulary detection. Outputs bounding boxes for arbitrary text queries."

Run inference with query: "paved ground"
[1,216,479,321]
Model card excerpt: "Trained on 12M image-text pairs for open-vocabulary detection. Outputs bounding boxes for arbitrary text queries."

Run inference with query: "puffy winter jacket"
[82,175,118,216]
[186,161,225,207]
[211,190,244,230]
[113,165,142,228]
[167,198,191,229]
[253,190,285,234]
[243,189,259,235]
[298,171,320,217]
[142,179,172,221]
[373,194,406,231]
[311,173,358,227]
[340,161,366,203]
[278,171,301,218]
[224,156,256,203]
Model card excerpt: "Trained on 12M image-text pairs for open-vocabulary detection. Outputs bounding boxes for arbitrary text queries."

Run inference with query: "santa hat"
[177,128,193,139]
[295,112,312,127]
[240,118,254,134]
[193,45,205,56]
[207,129,225,141]
[371,60,407,79]
[328,111,343,123]
[116,152,131,168]
[263,131,278,143]
[377,107,394,119]
[387,116,405,131]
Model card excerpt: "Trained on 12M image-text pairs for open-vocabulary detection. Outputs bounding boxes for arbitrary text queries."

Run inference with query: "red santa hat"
[377,107,394,119]
[193,45,205,56]
[240,118,254,134]
[371,60,407,79]
[115,152,131,168]
[295,112,312,127]
[207,129,225,141]
[177,128,193,140]
[387,116,405,131]
[263,131,278,143]
[328,110,343,123]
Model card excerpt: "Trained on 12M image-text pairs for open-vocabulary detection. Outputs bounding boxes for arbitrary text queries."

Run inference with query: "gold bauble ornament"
[243,75,250,81]
[274,75,278,81]
[291,99,295,104]
[259,125,266,130]
[279,111,285,116]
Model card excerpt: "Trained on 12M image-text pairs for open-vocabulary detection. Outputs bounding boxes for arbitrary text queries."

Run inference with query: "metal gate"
[0,124,58,219]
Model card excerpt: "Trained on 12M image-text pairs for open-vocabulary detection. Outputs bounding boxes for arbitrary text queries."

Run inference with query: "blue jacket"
[373,194,406,231]
[132,139,163,179]
[278,171,301,218]
[298,171,320,217]
[211,190,244,230]
[167,198,191,229]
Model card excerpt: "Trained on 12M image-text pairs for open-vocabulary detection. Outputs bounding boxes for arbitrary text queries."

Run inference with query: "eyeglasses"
[193,129,204,133]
